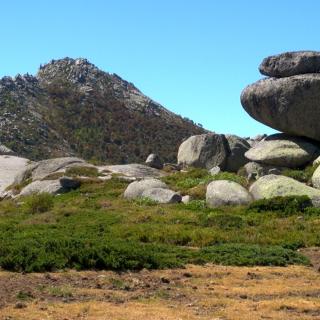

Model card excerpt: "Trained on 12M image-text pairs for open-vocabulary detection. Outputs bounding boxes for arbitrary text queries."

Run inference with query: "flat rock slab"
[31,157,87,181]
[101,164,165,179]
[0,156,30,194]
[259,51,320,77]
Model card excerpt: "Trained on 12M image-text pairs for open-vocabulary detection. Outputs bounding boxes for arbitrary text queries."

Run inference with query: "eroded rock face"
[0,156,30,194]
[177,133,229,170]
[245,134,319,168]
[123,178,168,200]
[225,135,250,172]
[141,188,181,204]
[259,51,320,77]
[249,174,320,203]
[240,74,320,142]
[206,180,252,208]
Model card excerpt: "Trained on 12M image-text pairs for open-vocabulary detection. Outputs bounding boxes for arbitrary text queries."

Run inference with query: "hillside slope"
[0,58,205,162]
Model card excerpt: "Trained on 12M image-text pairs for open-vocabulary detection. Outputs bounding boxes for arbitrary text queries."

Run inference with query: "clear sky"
[1,0,319,137]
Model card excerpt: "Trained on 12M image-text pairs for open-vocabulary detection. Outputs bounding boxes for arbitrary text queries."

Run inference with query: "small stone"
[209,166,221,176]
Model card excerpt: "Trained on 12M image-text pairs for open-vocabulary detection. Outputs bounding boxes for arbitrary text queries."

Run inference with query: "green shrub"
[183,200,207,211]
[200,213,244,229]
[23,193,54,214]
[247,196,312,216]
[282,164,319,183]
[198,244,309,266]
[0,238,309,272]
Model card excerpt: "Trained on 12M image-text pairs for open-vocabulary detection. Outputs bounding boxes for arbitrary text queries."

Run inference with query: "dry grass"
[1,264,319,320]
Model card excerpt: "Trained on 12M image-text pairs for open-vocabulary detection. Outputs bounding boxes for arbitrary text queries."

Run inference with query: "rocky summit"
[0,58,204,163]
[241,51,320,142]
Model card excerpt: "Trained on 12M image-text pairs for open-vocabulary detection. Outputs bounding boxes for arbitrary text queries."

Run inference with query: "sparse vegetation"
[65,166,100,177]
[0,174,317,273]
[282,164,319,183]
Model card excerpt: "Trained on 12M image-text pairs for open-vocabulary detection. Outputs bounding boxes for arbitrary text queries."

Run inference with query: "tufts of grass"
[282,164,319,184]
[23,193,54,214]
[162,167,247,200]
[65,166,100,177]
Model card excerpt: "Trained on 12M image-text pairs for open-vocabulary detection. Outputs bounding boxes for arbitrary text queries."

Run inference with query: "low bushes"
[247,196,313,216]
[0,237,309,272]
[23,193,54,214]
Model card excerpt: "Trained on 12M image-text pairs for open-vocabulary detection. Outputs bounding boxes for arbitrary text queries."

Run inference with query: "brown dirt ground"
[0,261,319,320]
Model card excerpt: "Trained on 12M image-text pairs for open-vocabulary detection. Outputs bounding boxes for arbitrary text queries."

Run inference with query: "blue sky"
[1,0,319,137]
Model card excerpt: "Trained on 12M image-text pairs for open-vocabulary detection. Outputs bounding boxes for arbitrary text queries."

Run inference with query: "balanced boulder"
[141,188,181,203]
[259,51,320,78]
[245,134,319,168]
[250,174,320,203]
[124,178,168,199]
[241,73,320,142]
[177,133,229,170]
[206,180,252,207]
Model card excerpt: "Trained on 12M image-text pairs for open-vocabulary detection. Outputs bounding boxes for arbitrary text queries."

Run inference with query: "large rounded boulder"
[177,133,229,170]
[206,180,252,208]
[124,178,168,199]
[249,175,320,202]
[245,133,319,168]
[241,74,320,142]
[141,188,181,204]
[259,51,320,78]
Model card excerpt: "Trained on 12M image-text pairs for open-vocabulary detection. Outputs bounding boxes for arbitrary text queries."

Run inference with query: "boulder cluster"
[3,51,320,209]
[123,51,320,208]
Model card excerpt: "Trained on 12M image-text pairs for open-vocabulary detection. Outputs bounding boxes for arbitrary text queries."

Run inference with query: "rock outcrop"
[245,134,319,168]
[177,133,249,171]
[0,58,205,163]
[206,180,252,207]
[241,51,320,142]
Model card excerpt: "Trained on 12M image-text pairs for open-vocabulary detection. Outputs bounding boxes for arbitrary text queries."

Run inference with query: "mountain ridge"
[0,58,206,163]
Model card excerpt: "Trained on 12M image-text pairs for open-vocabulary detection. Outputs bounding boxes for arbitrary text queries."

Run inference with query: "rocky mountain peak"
[0,57,205,162]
